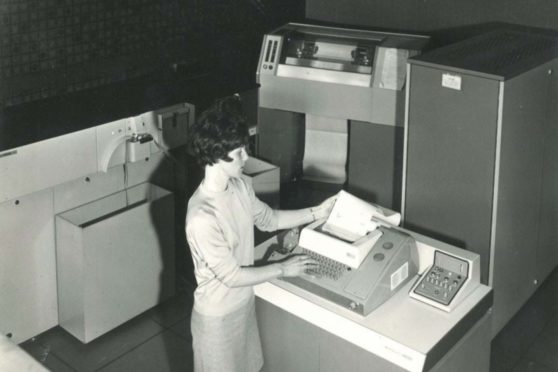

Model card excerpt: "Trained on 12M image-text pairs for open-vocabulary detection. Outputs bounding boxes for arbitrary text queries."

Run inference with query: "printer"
[256,23,430,209]
[261,191,483,316]
[257,22,429,123]
[271,191,418,316]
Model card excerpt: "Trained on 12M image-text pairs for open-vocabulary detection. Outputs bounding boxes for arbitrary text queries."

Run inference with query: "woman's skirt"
[191,296,263,372]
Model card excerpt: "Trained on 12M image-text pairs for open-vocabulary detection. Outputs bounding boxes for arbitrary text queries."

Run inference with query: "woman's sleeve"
[186,212,240,285]
[243,177,278,232]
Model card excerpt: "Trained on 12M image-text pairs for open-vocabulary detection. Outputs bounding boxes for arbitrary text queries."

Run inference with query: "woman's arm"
[275,208,314,230]
[229,194,339,287]
[227,255,316,288]
[275,194,338,230]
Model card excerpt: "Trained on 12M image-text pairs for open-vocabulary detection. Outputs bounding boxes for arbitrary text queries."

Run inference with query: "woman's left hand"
[311,194,337,221]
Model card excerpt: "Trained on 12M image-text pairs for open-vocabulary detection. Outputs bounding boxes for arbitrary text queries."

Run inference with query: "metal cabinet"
[403,28,558,336]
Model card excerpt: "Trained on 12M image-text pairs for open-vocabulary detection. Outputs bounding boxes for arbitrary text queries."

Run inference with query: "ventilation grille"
[412,29,558,79]
[264,38,279,64]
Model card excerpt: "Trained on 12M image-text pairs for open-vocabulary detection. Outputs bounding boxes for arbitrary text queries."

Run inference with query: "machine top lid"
[409,27,558,81]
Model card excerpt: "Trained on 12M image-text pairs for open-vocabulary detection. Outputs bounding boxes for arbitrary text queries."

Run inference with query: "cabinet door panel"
[405,65,500,283]
[0,189,57,343]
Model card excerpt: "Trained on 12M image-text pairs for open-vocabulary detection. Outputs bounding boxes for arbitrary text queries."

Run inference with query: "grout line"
[46,351,79,372]
[518,311,558,363]
[92,328,167,372]
[491,268,558,371]
[512,357,556,372]
[164,317,193,342]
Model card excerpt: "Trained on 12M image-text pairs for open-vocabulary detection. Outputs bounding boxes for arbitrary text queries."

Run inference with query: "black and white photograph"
[1,1,557,371]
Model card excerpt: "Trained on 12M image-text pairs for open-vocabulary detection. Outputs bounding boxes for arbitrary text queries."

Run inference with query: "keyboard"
[302,248,349,281]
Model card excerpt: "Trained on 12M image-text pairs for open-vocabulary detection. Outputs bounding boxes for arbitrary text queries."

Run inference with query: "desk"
[254,231,493,372]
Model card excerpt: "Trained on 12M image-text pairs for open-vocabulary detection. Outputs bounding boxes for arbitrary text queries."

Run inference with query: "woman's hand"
[278,255,318,277]
[310,194,338,221]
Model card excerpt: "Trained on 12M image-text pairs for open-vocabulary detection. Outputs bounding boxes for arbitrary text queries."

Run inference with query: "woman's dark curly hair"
[189,95,250,167]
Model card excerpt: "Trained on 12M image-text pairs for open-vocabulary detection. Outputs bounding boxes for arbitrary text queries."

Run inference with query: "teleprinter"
[262,191,482,315]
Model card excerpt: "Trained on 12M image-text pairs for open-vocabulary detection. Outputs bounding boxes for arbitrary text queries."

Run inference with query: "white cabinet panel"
[0,128,97,202]
[54,165,125,215]
[0,189,57,343]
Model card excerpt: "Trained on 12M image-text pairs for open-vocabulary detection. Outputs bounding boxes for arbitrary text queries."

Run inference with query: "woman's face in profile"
[219,146,249,179]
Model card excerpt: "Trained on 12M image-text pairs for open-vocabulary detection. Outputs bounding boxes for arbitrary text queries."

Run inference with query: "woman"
[186,95,336,372]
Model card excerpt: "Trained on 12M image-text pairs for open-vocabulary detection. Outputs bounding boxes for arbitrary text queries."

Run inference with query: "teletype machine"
[256,23,429,210]
[254,192,493,372]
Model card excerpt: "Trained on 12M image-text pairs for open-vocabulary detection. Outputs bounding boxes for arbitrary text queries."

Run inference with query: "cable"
[100,135,131,173]
[124,137,130,207]
[152,138,185,170]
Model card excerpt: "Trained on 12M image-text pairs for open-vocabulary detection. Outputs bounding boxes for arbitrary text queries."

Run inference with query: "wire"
[124,137,130,207]
[152,138,185,169]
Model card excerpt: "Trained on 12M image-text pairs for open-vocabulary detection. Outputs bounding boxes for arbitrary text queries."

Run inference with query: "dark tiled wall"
[0,0,197,107]
[306,0,558,47]
[0,0,302,108]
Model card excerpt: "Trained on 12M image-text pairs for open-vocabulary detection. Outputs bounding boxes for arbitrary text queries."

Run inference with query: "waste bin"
[55,183,175,343]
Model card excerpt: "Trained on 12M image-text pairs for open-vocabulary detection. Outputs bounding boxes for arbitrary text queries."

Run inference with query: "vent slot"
[413,29,558,79]
[270,40,278,63]
[265,39,273,63]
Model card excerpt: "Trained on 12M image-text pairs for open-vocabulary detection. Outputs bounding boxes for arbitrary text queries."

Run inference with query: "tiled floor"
[20,266,558,372]
[490,267,558,372]
[20,288,195,372]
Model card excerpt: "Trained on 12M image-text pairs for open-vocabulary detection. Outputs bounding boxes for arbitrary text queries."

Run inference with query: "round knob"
[349,302,357,310]
[383,242,393,250]
[373,253,385,261]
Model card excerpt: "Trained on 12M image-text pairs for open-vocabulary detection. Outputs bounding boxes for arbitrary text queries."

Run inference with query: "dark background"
[306,0,558,47]
[1,0,557,144]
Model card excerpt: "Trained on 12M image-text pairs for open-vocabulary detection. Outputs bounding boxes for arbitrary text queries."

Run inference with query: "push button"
[373,253,385,261]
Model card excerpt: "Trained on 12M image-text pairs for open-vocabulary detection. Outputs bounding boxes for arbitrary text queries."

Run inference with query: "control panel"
[410,250,470,311]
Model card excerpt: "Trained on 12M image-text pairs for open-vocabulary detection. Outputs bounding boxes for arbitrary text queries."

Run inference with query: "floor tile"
[148,291,193,328]
[533,269,558,312]
[97,330,193,372]
[168,318,192,341]
[525,313,558,370]
[21,312,164,372]
[18,341,76,372]
[46,354,77,372]
[490,267,558,372]
[491,267,558,359]
[512,358,555,372]
[491,297,553,357]
[490,346,519,372]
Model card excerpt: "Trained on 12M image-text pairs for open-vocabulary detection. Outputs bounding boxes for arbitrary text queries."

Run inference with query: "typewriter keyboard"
[302,248,349,280]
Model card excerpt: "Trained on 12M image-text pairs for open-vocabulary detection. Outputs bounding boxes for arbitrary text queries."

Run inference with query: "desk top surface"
[254,233,492,372]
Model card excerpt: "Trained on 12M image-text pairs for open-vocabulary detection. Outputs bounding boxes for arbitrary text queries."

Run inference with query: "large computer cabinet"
[403,28,558,336]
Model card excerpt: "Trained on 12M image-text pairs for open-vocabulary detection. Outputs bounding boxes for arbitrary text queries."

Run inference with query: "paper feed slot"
[299,219,383,269]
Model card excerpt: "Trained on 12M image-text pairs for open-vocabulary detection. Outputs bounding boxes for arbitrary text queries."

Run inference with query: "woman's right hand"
[278,255,318,277]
